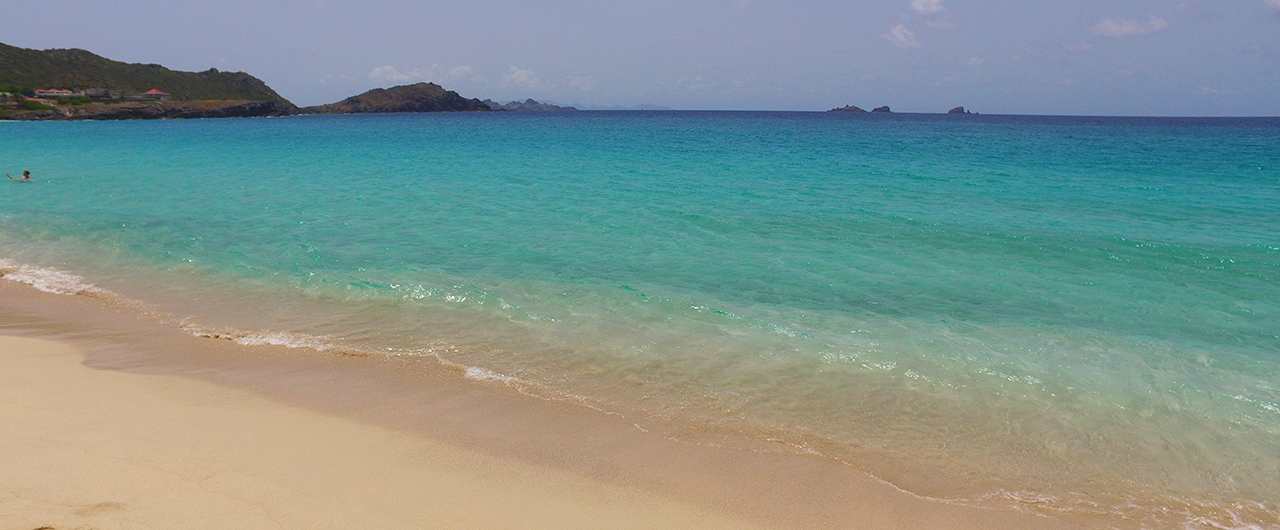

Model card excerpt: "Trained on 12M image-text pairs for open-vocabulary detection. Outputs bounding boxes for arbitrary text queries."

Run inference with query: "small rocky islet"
[828,104,976,114]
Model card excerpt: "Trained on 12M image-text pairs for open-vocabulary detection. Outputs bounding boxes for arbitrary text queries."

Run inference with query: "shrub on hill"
[0,42,295,109]
[21,99,55,111]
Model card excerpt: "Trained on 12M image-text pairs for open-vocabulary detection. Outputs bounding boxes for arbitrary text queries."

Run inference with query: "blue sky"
[3,0,1278,115]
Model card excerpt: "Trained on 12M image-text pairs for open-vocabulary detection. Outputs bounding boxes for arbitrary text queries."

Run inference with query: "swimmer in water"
[7,171,32,180]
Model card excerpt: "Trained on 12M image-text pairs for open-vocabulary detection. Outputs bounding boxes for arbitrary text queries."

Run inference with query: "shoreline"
[0,278,1087,529]
[0,99,293,120]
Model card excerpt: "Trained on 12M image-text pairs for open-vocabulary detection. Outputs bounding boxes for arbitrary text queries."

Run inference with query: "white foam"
[457,363,621,416]
[233,331,336,350]
[0,258,108,296]
[464,365,517,384]
[183,324,337,351]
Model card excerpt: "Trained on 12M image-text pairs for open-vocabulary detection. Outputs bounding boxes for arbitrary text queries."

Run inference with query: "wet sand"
[0,280,1086,529]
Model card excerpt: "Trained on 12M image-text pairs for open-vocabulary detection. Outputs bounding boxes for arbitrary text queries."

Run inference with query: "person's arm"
[6,173,13,180]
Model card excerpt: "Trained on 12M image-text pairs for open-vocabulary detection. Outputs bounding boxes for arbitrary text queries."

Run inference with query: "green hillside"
[301,82,491,114]
[0,42,294,107]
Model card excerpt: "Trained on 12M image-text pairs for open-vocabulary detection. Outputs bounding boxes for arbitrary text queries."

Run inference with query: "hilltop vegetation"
[301,83,490,114]
[0,42,295,108]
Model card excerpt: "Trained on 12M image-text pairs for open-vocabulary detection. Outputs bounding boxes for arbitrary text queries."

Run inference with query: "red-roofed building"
[34,88,76,98]
[142,89,170,101]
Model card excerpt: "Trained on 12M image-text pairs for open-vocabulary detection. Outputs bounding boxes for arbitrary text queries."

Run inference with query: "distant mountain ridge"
[482,98,577,111]
[0,42,295,108]
[301,83,490,114]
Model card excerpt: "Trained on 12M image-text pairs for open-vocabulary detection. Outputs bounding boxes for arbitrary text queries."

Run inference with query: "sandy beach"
[0,279,1086,530]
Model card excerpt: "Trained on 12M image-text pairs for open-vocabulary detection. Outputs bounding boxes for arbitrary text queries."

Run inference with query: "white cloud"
[369,65,421,84]
[1267,0,1280,12]
[568,75,596,92]
[882,24,922,48]
[502,66,548,90]
[910,0,956,28]
[1091,15,1169,37]
[966,56,986,66]
[911,0,944,15]
[368,65,483,86]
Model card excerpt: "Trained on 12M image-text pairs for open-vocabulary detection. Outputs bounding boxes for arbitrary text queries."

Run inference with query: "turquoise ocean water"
[1,112,1278,528]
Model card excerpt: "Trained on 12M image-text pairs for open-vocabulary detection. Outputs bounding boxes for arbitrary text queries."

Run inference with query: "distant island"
[829,104,976,115]
[483,99,577,112]
[0,42,295,120]
[300,82,490,114]
[827,105,891,113]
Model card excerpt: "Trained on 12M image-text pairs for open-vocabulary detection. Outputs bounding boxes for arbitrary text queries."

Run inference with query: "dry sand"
[0,280,1087,530]
[0,334,771,530]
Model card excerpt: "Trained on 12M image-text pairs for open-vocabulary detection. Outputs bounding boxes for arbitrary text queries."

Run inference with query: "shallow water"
[2,112,1278,528]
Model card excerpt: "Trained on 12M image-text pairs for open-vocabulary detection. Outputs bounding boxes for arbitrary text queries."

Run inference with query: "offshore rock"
[948,106,969,114]
[828,105,867,113]
[870,106,892,113]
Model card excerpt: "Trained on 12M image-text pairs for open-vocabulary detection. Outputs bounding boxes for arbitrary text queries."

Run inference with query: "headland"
[0,42,295,120]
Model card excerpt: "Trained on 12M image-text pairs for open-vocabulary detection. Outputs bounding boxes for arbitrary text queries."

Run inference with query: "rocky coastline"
[3,100,294,121]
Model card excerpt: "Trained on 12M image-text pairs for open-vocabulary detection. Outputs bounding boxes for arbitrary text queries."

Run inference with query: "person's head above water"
[22,171,30,179]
